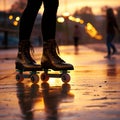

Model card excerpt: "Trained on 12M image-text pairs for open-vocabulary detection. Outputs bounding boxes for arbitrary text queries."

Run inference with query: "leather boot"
[15,41,41,70]
[41,40,74,70]
[51,39,65,63]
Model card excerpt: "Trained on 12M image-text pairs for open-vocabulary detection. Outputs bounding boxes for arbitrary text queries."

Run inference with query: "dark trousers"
[73,37,79,47]
[19,0,59,41]
[106,34,117,56]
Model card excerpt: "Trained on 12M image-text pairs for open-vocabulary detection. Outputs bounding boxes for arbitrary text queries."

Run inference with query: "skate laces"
[30,44,34,56]
[54,41,60,55]
[28,41,35,60]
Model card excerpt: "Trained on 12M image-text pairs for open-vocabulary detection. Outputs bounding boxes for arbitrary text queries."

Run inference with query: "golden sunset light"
[0,0,120,15]
[59,0,120,15]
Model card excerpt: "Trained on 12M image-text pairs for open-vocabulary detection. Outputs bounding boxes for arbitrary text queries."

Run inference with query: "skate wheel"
[31,74,39,84]
[16,73,24,82]
[61,73,70,83]
[41,73,49,82]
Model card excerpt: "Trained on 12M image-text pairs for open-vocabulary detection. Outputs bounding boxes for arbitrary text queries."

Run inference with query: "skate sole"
[16,66,73,84]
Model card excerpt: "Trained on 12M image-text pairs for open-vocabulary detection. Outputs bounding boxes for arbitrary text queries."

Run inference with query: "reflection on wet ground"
[0,45,120,120]
[16,82,74,120]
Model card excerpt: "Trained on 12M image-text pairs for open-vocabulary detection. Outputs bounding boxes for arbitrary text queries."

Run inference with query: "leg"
[19,0,42,41]
[16,0,42,69]
[41,0,58,41]
[106,41,111,56]
[74,37,79,54]
[111,43,117,54]
[109,34,117,55]
[105,34,113,58]
[41,0,74,70]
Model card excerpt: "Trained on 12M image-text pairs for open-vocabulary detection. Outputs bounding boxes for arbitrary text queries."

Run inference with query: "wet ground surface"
[0,44,120,120]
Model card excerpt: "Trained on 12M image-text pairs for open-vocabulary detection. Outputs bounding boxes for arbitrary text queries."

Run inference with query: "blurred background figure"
[73,24,81,54]
[105,8,120,59]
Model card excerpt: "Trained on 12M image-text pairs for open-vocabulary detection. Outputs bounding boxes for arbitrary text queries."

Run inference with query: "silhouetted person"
[73,24,81,54]
[105,8,120,59]
[15,0,74,71]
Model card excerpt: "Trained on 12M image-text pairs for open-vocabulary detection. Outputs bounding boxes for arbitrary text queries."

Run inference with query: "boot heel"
[15,62,24,70]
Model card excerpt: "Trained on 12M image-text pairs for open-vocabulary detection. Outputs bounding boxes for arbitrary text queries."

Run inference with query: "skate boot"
[41,40,74,70]
[15,41,41,70]
[50,39,65,63]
